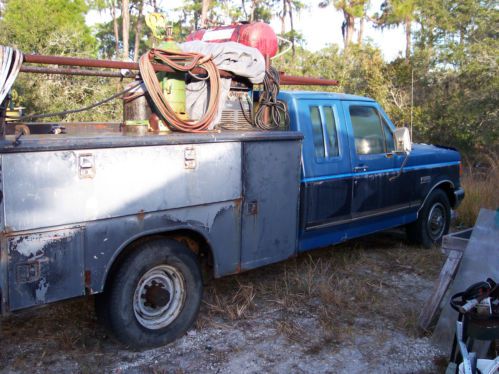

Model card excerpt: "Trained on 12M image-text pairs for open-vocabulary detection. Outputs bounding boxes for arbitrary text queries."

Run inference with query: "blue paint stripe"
[302,161,460,183]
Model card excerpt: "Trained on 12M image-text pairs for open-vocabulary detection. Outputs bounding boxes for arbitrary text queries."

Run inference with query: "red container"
[186,22,278,57]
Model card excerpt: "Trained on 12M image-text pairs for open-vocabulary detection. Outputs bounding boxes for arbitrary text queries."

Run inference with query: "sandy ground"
[0,232,449,373]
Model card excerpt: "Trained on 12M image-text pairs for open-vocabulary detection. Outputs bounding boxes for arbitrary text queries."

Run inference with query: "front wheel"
[96,238,203,349]
[407,189,451,248]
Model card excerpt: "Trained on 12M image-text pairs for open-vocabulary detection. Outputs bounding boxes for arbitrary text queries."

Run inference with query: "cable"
[139,48,221,132]
[254,66,288,130]
[13,81,142,121]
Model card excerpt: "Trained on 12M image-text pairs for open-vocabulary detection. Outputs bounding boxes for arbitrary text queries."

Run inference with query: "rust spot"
[235,263,242,273]
[2,226,14,235]
[84,270,92,294]
[233,198,243,209]
[172,235,200,254]
[137,209,145,221]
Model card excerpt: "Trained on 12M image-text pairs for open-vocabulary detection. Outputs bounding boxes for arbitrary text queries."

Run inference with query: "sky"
[86,0,406,61]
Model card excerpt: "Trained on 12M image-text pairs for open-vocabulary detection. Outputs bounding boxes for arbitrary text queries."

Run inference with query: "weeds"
[200,236,443,342]
[457,153,499,227]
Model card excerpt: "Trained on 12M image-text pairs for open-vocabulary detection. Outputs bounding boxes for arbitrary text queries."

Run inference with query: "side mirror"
[393,127,412,153]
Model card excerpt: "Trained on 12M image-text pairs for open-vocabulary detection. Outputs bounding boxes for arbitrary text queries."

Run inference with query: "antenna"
[410,68,414,141]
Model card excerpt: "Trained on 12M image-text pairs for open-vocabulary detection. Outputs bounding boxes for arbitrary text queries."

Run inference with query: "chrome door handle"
[353,165,368,173]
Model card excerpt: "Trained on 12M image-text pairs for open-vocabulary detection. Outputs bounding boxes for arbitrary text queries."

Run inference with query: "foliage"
[0,0,496,159]
[457,154,499,227]
[0,0,95,54]
[0,0,120,122]
[12,30,122,122]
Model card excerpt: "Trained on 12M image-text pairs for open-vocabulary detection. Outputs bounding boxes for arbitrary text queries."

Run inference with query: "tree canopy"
[0,0,496,157]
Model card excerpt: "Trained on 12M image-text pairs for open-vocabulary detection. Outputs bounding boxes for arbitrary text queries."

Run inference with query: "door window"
[382,117,395,152]
[349,106,393,155]
[310,106,325,158]
[309,105,340,159]
[323,107,339,157]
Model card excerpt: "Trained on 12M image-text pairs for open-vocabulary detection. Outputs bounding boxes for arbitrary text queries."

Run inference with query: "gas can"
[158,33,188,120]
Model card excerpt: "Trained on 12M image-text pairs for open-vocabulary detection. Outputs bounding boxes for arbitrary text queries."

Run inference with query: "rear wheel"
[407,189,451,248]
[96,238,203,349]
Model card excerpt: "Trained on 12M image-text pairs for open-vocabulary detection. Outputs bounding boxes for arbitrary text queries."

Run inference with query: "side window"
[323,107,339,157]
[310,106,325,158]
[350,106,390,155]
[382,117,395,152]
[309,105,340,160]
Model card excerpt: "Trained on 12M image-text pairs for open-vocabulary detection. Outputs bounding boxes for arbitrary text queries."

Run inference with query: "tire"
[96,238,203,349]
[407,189,451,248]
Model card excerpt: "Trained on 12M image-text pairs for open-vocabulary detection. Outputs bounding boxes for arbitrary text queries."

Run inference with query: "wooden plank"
[441,228,473,255]
[419,249,464,332]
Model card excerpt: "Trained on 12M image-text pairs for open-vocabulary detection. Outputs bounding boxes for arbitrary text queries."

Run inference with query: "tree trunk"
[133,0,144,62]
[280,0,287,34]
[405,15,411,63]
[110,0,119,58]
[122,0,130,60]
[343,10,355,49]
[250,0,260,22]
[241,0,248,20]
[201,0,210,28]
[250,1,255,22]
[358,16,365,45]
[286,0,295,55]
[152,0,159,12]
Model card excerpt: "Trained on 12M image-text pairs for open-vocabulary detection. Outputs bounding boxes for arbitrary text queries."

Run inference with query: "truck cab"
[279,91,464,250]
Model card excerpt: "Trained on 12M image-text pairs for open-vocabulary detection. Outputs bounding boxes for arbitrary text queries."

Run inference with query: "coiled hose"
[0,46,23,105]
[139,48,221,132]
[254,66,288,130]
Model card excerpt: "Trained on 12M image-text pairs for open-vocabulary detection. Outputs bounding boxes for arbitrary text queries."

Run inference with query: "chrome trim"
[306,202,419,231]
[453,187,465,209]
[417,179,455,216]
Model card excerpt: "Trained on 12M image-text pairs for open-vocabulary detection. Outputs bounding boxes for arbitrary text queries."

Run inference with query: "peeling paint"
[35,278,49,303]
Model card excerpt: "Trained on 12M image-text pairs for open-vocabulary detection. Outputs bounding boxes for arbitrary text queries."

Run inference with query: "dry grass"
[200,234,445,342]
[1,233,445,372]
[457,153,499,227]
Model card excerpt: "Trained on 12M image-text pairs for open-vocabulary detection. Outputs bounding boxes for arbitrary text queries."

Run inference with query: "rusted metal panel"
[0,133,303,312]
[0,131,303,154]
[2,142,242,232]
[84,200,243,292]
[0,155,7,314]
[22,54,339,86]
[6,227,85,312]
[20,65,133,78]
[240,140,302,270]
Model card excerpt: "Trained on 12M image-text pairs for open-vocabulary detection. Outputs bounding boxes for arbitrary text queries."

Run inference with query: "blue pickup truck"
[0,90,463,348]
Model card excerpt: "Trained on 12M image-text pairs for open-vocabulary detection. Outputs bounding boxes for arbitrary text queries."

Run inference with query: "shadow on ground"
[0,232,448,373]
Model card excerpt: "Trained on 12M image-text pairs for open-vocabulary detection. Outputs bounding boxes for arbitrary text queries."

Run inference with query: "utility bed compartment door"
[240,140,301,270]
[5,227,85,312]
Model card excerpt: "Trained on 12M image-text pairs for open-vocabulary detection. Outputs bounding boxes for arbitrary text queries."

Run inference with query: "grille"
[217,91,255,131]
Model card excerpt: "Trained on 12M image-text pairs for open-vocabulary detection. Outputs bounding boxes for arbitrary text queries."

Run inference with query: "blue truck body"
[0,90,464,347]
[278,91,464,251]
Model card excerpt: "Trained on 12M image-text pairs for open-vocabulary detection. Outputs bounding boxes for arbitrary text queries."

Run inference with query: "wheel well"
[103,230,214,292]
[436,182,456,208]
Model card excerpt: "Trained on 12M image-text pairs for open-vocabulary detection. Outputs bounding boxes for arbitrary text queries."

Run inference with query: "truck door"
[299,99,353,232]
[342,101,411,221]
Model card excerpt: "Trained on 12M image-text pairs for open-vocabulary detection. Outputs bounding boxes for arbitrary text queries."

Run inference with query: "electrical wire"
[13,81,142,121]
[254,66,288,130]
[138,48,221,132]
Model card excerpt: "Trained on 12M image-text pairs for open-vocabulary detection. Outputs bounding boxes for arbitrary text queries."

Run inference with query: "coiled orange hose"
[139,48,221,132]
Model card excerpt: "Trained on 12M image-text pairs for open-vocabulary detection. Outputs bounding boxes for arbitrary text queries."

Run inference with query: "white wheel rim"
[133,265,186,330]
[427,202,446,241]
